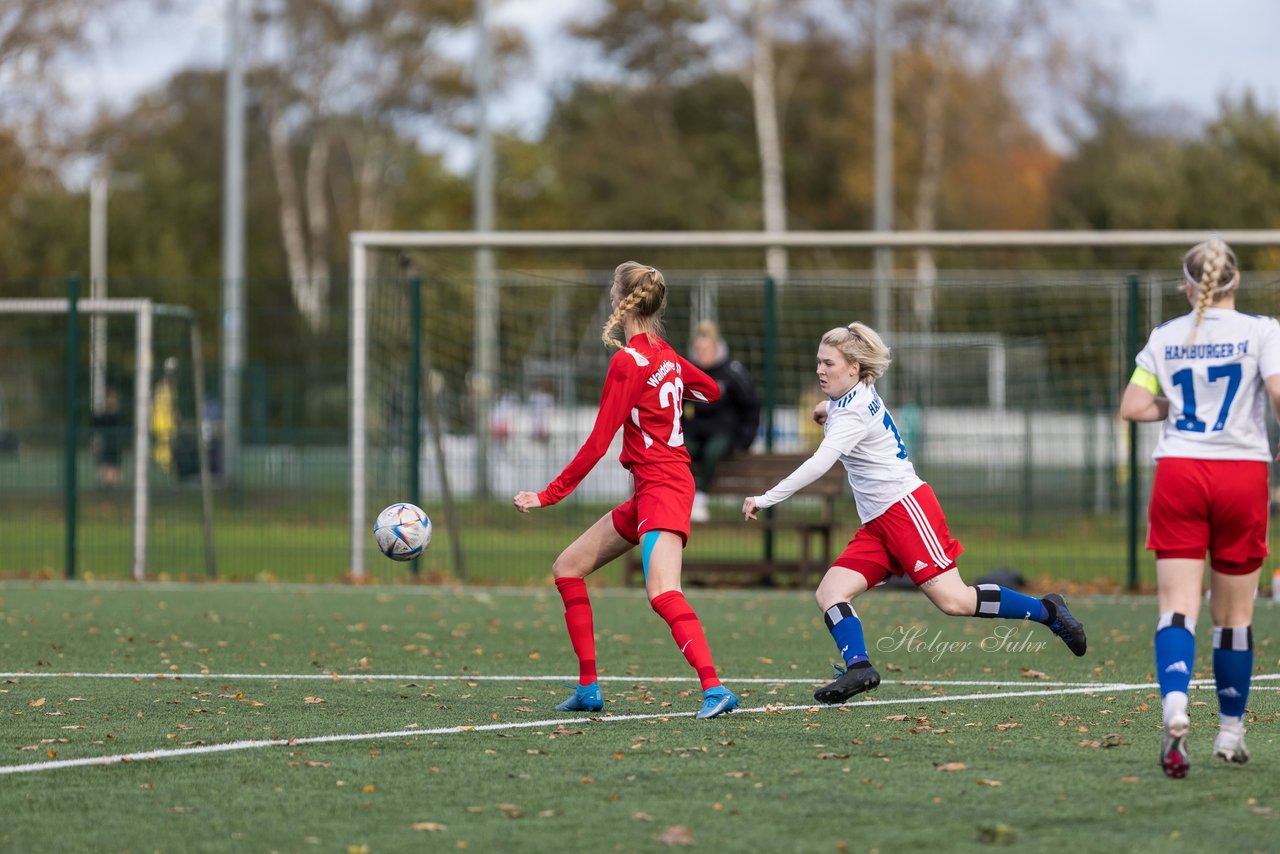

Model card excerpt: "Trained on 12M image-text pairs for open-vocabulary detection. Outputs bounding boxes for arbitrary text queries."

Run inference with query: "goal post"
[348,229,1280,581]
[0,297,216,580]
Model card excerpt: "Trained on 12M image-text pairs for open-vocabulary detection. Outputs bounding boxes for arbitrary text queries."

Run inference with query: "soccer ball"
[373,502,432,561]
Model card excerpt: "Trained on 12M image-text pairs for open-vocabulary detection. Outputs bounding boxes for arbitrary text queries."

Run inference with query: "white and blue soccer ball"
[373,502,432,561]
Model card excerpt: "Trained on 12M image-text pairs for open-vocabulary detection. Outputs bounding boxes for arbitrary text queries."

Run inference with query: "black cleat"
[1042,593,1087,656]
[814,663,881,705]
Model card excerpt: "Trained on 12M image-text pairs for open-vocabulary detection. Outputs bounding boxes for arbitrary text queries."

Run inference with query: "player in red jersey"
[513,262,739,719]
[1120,237,1280,778]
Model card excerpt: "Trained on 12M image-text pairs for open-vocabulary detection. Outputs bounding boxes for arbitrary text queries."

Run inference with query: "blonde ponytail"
[601,262,668,348]
[1183,238,1238,347]
[821,321,891,384]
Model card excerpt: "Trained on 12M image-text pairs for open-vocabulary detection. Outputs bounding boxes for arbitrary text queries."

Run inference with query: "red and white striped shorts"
[833,483,964,587]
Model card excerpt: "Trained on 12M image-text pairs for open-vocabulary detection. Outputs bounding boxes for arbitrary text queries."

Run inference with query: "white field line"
[0,671,1139,688]
[4,671,1277,686]
[0,682,1147,777]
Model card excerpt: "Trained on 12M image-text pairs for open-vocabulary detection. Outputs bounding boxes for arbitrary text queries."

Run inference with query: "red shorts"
[833,484,964,587]
[611,463,695,546]
[1147,457,1269,575]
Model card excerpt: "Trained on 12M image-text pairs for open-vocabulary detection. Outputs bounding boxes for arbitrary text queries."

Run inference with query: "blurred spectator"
[529,380,555,445]
[202,396,224,477]
[683,321,761,522]
[150,357,179,475]
[91,387,125,486]
[0,388,16,455]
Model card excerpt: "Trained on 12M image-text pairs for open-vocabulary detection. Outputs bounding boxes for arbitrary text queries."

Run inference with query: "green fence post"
[1126,274,1140,591]
[408,273,423,577]
[763,275,777,564]
[65,273,80,579]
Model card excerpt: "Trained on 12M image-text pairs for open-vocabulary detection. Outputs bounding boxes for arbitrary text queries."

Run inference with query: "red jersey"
[538,333,720,507]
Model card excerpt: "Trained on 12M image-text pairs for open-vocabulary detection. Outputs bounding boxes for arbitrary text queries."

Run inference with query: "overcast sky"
[67,0,1280,162]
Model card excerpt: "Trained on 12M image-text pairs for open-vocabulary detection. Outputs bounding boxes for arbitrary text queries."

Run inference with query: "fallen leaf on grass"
[976,779,1003,787]
[657,826,695,847]
[995,722,1021,731]
[976,824,1017,844]
[412,822,447,831]
[815,753,850,760]
[303,697,326,705]
[935,762,967,772]
[1021,669,1048,679]
[29,698,45,708]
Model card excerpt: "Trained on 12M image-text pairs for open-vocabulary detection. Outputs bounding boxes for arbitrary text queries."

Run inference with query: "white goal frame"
[347,228,1280,578]
[0,297,216,580]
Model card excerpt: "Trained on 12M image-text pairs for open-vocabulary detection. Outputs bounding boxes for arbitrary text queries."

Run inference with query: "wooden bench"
[623,453,847,588]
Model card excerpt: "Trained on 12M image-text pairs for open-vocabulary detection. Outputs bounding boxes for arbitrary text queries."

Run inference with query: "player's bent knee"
[550,554,591,579]
[932,594,971,617]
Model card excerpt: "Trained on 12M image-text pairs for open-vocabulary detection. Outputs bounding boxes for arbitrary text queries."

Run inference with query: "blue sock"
[973,584,1048,622]
[1213,626,1253,719]
[824,602,869,667]
[1155,612,1196,699]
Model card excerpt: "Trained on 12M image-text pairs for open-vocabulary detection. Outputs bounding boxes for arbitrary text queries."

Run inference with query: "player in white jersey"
[1120,237,1280,778]
[743,322,1087,705]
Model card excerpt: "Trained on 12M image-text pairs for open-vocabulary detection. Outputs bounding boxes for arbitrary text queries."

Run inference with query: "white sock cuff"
[1212,625,1253,651]
[1157,611,1196,634]
[1163,691,1189,725]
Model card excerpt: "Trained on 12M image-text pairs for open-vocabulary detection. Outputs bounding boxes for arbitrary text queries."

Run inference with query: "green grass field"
[2,581,1278,852]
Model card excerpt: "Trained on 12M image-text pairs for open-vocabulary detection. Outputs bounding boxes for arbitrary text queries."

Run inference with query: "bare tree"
[0,1,145,152]
[895,0,1075,328]
[249,0,479,333]
[748,0,789,282]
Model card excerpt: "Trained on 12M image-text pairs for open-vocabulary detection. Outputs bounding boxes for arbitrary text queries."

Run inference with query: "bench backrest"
[705,453,846,498]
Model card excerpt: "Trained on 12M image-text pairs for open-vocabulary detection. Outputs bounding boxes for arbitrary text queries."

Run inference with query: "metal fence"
[4,268,1280,586]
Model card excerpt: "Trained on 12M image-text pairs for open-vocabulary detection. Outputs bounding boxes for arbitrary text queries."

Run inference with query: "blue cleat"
[696,686,739,719]
[1042,593,1087,656]
[554,681,603,713]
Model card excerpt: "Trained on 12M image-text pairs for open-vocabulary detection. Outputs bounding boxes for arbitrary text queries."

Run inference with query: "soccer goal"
[0,296,216,580]
[347,229,1280,581]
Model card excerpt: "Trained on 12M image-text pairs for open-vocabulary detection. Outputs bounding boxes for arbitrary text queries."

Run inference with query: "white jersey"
[755,382,923,522]
[1134,307,1280,461]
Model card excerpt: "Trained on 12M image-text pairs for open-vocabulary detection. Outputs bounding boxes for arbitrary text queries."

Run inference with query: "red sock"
[650,590,721,690]
[554,577,597,686]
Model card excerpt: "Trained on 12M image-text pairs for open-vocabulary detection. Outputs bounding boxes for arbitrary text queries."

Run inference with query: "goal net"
[348,230,1280,582]
[0,296,215,580]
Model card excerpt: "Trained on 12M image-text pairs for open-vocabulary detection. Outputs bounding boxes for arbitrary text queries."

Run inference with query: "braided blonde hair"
[601,262,668,348]
[821,322,891,384]
[1183,238,1239,346]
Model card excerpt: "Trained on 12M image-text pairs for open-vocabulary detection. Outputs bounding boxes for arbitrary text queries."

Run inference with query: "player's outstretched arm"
[513,491,543,513]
